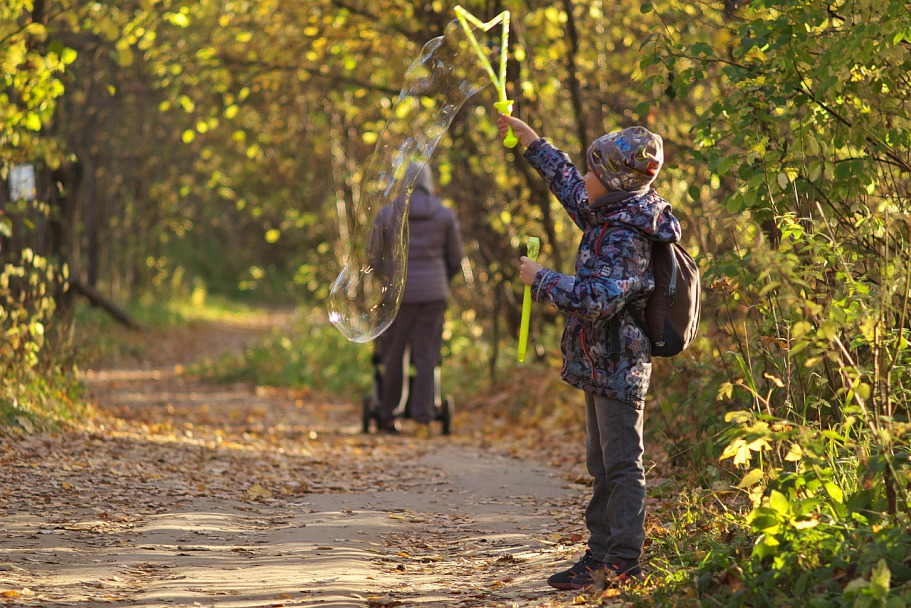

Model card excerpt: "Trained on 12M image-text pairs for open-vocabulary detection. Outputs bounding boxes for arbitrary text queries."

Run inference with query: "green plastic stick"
[493,100,518,148]
[453,6,517,147]
[517,236,540,362]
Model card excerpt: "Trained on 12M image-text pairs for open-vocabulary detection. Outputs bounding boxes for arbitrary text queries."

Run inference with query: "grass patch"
[188,305,518,403]
[190,311,373,395]
[0,367,93,436]
[73,292,276,367]
[76,290,267,331]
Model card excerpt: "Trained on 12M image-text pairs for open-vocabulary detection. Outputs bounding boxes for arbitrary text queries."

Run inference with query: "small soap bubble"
[328,21,490,342]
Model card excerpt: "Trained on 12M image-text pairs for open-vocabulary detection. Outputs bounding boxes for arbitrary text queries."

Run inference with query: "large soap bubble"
[327,20,492,342]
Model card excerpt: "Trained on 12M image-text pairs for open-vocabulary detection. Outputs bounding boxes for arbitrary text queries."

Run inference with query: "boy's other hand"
[519,256,543,286]
[497,114,540,148]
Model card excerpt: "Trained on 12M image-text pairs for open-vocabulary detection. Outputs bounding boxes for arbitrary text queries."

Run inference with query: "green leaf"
[166,11,190,27]
[61,47,78,65]
[768,490,791,515]
[24,112,42,131]
[870,559,891,597]
[823,481,844,504]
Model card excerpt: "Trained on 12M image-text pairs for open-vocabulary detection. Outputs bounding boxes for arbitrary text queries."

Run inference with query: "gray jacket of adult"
[370,166,464,304]
[401,175,464,303]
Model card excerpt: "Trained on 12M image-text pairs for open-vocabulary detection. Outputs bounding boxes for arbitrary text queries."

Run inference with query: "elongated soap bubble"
[327,21,490,342]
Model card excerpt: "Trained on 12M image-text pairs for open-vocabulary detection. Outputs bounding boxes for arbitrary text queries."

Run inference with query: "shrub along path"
[0,310,630,607]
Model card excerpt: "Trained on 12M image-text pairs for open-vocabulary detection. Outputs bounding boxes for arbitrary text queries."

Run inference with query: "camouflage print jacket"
[525,139,682,407]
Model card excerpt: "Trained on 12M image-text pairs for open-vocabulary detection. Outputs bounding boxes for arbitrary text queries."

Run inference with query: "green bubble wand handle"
[517,236,540,363]
[453,6,517,148]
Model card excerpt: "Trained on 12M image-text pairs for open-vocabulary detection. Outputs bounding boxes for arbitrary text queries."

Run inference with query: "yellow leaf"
[747,438,771,453]
[720,438,751,466]
[784,443,804,462]
[247,484,272,499]
[716,381,734,400]
[16,416,34,433]
[763,373,785,388]
[737,468,765,489]
[792,517,819,530]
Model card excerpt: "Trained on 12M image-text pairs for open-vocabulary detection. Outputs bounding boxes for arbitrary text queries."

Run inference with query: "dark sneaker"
[571,559,643,589]
[547,550,600,590]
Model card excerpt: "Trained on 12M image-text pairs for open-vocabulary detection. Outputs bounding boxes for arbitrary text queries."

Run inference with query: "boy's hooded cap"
[586,126,663,195]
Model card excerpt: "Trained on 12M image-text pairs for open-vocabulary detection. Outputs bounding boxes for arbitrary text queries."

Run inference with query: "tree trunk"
[68,275,139,330]
[562,0,589,164]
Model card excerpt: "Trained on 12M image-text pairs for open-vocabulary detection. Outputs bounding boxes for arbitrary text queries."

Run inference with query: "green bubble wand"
[517,236,540,362]
[453,5,517,148]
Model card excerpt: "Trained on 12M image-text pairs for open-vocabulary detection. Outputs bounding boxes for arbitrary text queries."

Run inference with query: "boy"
[497,113,681,589]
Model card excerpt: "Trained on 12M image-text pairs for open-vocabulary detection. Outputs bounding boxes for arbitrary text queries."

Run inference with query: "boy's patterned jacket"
[525,138,682,407]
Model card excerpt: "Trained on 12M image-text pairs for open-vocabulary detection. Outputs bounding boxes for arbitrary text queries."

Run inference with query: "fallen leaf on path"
[247,484,272,499]
[366,599,402,608]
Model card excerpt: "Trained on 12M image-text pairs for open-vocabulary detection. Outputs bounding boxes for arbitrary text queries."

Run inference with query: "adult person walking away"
[372,162,464,435]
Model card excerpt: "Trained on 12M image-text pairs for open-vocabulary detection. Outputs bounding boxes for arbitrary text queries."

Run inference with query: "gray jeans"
[584,391,646,564]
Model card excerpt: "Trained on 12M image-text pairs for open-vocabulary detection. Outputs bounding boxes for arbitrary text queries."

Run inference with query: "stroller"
[362,345,454,435]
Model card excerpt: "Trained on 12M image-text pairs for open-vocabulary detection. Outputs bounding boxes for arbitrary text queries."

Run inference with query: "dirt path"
[0,312,613,607]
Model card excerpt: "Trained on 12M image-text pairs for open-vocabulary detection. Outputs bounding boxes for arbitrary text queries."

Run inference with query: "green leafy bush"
[642,0,911,604]
[0,250,87,431]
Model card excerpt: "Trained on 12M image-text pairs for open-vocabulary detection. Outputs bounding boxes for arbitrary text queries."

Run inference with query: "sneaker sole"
[548,580,591,591]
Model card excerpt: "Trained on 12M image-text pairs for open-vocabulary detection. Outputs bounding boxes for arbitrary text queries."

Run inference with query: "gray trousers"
[379,300,446,424]
[584,391,646,564]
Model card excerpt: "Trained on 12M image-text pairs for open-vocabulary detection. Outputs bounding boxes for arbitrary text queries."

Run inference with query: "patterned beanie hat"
[586,126,664,194]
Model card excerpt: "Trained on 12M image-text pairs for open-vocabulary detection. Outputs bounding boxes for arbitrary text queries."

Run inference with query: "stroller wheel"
[362,395,374,434]
[440,396,454,436]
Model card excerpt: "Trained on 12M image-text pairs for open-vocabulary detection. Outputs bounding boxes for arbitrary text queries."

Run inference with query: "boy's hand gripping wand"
[517,236,540,362]
[453,6,517,148]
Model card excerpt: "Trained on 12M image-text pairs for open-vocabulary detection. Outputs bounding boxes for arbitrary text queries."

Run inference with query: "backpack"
[638,240,701,356]
[600,226,702,357]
